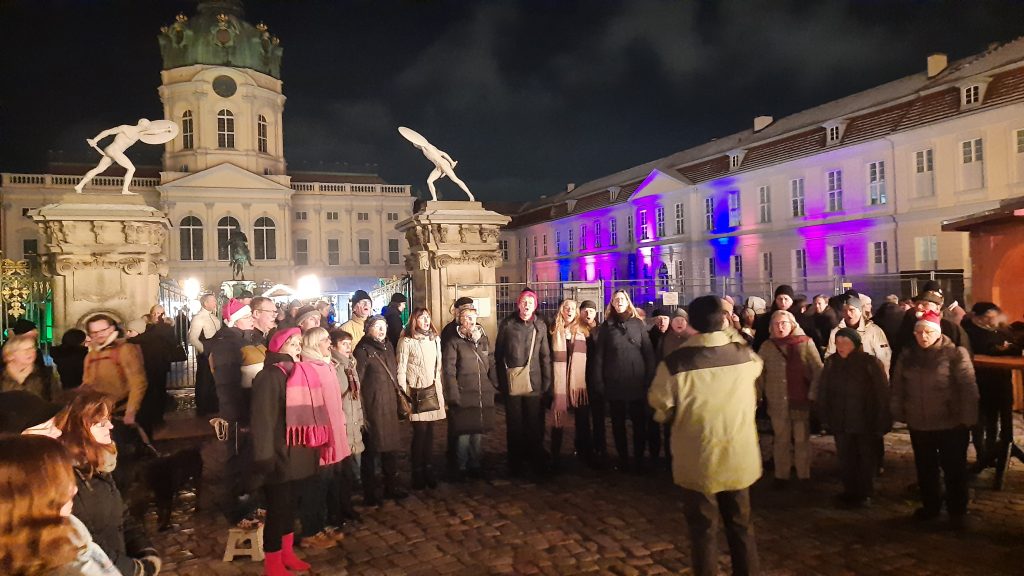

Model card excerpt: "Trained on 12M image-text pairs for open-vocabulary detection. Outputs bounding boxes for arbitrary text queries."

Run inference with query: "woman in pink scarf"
[549,298,588,471]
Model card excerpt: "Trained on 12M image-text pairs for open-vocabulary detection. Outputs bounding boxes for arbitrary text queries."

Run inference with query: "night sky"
[3,0,1024,202]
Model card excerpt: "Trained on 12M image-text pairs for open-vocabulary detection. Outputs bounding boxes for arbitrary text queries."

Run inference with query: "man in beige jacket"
[82,314,147,426]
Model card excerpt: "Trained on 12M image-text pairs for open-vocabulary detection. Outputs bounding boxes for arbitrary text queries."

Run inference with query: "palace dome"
[158,0,283,79]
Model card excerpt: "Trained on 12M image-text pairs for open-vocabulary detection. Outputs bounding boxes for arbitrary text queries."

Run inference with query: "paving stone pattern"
[149,410,1024,576]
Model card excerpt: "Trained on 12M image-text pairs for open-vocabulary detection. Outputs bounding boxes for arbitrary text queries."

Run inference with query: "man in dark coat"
[129,319,177,437]
[205,299,258,524]
[51,328,89,390]
[494,288,552,477]
[962,302,1021,474]
[384,292,407,349]
[890,283,971,369]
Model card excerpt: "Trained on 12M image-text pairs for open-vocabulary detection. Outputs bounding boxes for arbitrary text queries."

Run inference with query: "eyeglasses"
[254,308,277,315]
[87,325,114,337]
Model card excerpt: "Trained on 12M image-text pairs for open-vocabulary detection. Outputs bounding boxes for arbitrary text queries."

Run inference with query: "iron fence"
[158,279,197,395]
[370,275,413,324]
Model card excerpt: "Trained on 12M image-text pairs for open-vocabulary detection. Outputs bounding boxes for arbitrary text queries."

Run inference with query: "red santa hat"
[223,298,252,328]
[915,310,941,333]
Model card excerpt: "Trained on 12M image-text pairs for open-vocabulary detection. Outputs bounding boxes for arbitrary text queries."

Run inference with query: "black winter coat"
[961,318,1020,394]
[384,306,404,350]
[494,314,552,397]
[443,328,498,435]
[250,351,319,485]
[353,336,404,453]
[206,326,248,422]
[72,468,154,576]
[594,315,655,401]
[815,350,892,436]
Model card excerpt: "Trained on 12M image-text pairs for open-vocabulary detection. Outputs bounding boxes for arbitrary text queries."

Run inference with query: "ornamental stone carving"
[404,252,430,272]
[431,224,449,244]
[479,226,500,243]
[458,225,480,244]
[53,255,148,276]
[432,250,504,269]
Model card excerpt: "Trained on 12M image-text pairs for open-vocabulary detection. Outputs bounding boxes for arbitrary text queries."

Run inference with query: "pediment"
[628,169,688,200]
[159,163,292,192]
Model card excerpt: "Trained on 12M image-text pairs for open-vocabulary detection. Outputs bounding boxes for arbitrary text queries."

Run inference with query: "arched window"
[657,263,670,292]
[217,109,235,148]
[257,114,268,153]
[181,110,194,150]
[179,216,203,261]
[254,216,276,260]
[217,216,241,261]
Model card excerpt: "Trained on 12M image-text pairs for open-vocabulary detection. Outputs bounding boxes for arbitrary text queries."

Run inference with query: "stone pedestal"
[396,201,511,338]
[30,202,171,338]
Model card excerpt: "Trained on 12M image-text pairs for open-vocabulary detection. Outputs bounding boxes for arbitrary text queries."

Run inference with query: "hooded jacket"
[825,319,892,374]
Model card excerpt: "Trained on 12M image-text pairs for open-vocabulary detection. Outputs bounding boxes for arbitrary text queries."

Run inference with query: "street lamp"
[296,274,321,300]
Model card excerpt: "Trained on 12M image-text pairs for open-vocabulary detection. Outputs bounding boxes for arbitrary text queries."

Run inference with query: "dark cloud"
[2,0,1023,201]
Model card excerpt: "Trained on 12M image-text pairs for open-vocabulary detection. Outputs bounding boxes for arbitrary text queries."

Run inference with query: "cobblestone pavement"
[146,410,1024,576]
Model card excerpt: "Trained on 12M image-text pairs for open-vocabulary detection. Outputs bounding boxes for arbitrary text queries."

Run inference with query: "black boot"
[384,474,409,500]
[550,427,564,473]
[411,467,426,490]
[424,466,438,489]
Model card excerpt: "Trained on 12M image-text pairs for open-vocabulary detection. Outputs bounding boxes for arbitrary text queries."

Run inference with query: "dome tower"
[157,0,286,177]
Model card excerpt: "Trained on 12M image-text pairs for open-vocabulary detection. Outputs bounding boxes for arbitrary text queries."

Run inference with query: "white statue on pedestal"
[399,126,475,202]
[75,119,178,195]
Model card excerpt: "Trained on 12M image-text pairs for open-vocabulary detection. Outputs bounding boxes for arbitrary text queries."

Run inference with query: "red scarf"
[770,334,812,409]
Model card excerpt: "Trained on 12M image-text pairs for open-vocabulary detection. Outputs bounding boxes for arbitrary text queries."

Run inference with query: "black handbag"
[411,384,440,414]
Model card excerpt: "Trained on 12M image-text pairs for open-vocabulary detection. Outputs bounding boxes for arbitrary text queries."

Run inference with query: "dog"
[144,447,203,531]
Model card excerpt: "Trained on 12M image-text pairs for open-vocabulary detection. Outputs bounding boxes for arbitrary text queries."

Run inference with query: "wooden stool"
[223,525,265,562]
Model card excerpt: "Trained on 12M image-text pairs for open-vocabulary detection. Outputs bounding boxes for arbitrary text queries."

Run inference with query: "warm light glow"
[183,278,201,301]
[296,274,321,299]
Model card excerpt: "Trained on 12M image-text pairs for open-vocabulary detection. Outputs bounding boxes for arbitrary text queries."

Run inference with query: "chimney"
[566,182,576,193]
[927,53,948,79]
[753,115,773,132]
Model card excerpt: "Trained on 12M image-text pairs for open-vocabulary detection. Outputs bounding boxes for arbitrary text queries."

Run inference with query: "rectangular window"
[182,114,194,150]
[915,149,934,173]
[532,236,537,257]
[217,113,235,148]
[358,238,370,265]
[327,239,340,266]
[873,240,888,272]
[828,125,841,142]
[543,234,548,256]
[790,178,805,217]
[326,211,339,221]
[499,276,510,302]
[827,170,843,212]
[758,186,771,223]
[357,212,369,221]
[499,240,509,260]
[567,229,573,252]
[655,206,665,237]
[555,231,562,254]
[965,85,980,105]
[675,259,685,281]
[730,254,743,278]
[593,220,601,248]
[295,239,308,266]
[728,191,741,227]
[674,202,685,235]
[609,218,618,246]
[639,210,649,240]
[831,245,846,275]
[1017,129,1024,154]
[388,239,400,265]
[22,239,38,259]
[579,224,587,251]
[257,117,268,153]
[294,211,308,221]
[962,138,983,163]
[915,236,939,265]
[761,252,773,278]
[704,197,714,232]
[868,161,887,205]
[627,214,634,242]
[387,212,399,221]
[707,257,717,292]
[793,248,807,277]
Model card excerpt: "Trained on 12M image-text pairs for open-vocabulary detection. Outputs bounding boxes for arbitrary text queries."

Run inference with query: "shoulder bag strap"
[523,324,537,370]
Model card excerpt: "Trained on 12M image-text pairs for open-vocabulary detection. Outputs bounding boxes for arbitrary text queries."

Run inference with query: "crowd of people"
[1,279,1020,576]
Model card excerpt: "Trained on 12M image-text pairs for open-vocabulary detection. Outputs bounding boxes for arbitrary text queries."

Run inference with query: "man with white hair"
[825,293,890,373]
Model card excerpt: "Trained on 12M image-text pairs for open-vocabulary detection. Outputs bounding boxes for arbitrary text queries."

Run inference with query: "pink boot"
[263,551,293,576]
[281,533,311,572]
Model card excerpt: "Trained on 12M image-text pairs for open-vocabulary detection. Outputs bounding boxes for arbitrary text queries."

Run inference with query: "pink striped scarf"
[551,327,588,425]
[300,351,351,466]
[281,362,331,449]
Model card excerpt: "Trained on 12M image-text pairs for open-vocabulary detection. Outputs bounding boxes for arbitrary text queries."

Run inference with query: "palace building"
[497,37,1024,309]
[0,0,415,299]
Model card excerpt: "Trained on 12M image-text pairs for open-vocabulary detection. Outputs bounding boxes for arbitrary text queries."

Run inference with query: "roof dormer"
[727,149,747,171]
[565,199,577,213]
[609,186,622,202]
[959,77,992,109]
[822,120,848,146]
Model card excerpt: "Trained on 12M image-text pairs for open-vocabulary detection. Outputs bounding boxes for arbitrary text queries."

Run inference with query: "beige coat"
[756,326,823,422]
[397,334,446,422]
[649,329,763,494]
[339,316,366,344]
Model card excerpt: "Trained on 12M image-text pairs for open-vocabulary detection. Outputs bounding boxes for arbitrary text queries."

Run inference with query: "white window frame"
[327,238,340,266]
[828,125,841,143]
[499,240,509,261]
[704,197,714,232]
[543,234,548,256]
[555,230,562,254]
[253,216,276,260]
[962,138,984,163]
[831,245,846,275]
[217,109,235,149]
[761,252,773,278]
[728,191,741,227]
[181,110,194,150]
[294,211,308,221]
[758,186,771,223]
[730,254,743,278]
[579,224,587,251]
[1016,129,1024,154]
[964,84,981,105]
[609,218,618,246]
[387,212,399,221]
[675,259,685,280]
[593,220,602,248]
[674,203,685,235]
[790,178,805,217]
[179,216,203,261]
[793,248,807,278]
[873,240,889,272]
[639,210,649,240]
[357,212,369,221]
[326,211,339,221]
[868,161,887,205]
[257,114,268,153]
[827,169,843,212]
[567,229,573,252]
[294,238,309,266]
[358,238,371,265]
[627,214,634,242]
[388,239,400,265]
[655,206,665,237]
[915,149,934,173]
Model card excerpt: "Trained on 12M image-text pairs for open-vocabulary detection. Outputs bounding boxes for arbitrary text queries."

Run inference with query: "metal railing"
[2,173,160,189]
[158,280,197,392]
[289,181,412,195]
